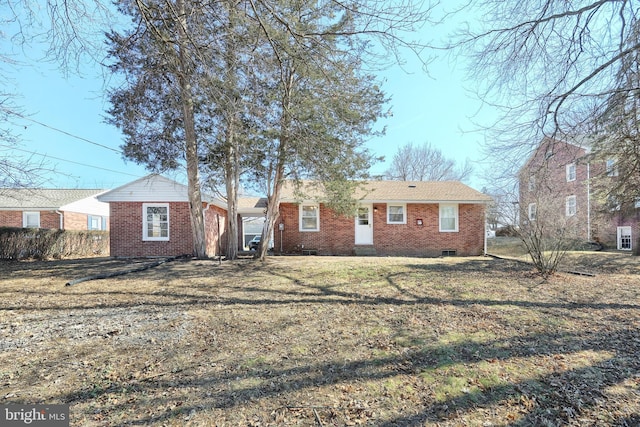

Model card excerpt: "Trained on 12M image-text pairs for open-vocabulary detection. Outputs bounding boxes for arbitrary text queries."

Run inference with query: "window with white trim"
[528,203,537,221]
[528,176,535,191]
[23,211,40,228]
[439,204,458,232]
[566,195,577,216]
[607,159,618,177]
[566,163,576,182]
[299,204,319,231]
[387,204,406,224]
[88,215,107,230]
[143,203,169,241]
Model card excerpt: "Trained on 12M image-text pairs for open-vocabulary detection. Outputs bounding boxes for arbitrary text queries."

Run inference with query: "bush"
[0,228,109,260]
[495,225,518,237]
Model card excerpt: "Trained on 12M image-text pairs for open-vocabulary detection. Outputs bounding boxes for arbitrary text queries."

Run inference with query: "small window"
[88,215,105,230]
[23,211,40,228]
[545,148,553,159]
[635,198,640,209]
[299,204,319,231]
[143,203,169,241]
[607,159,618,177]
[566,195,576,216]
[441,250,456,257]
[528,203,537,221]
[357,207,369,226]
[528,176,535,191]
[387,204,406,224]
[566,163,576,182]
[439,204,458,232]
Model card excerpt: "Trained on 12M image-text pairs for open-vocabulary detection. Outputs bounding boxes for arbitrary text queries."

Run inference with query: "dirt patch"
[1,255,639,426]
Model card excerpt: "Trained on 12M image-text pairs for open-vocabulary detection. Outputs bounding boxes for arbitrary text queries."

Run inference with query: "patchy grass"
[1,255,640,426]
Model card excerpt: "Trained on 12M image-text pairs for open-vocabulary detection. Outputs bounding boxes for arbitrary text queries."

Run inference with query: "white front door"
[355,204,373,245]
[617,226,632,250]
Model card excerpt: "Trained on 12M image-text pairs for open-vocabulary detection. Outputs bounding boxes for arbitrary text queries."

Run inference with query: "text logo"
[2,405,69,426]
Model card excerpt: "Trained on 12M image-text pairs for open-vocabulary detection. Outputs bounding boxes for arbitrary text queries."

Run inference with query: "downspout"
[484,203,488,256]
[55,210,64,230]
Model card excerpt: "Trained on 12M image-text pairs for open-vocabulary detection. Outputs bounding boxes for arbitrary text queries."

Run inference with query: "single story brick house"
[0,188,109,230]
[276,180,493,257]
[99,175,491,258]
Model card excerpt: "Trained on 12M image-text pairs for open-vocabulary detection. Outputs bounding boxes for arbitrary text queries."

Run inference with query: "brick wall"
[519,138,591,239]
[275,202,486,257]
[63,211,88,230]
[0,211,22,228]
[109,202,195,257]
[39,211,61,229]
[204,204,227,257]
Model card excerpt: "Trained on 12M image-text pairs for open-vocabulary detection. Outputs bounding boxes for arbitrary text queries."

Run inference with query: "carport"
[238,197,268,251]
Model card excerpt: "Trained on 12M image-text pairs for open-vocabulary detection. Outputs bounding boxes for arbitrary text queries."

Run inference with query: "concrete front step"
[353,246,377,256]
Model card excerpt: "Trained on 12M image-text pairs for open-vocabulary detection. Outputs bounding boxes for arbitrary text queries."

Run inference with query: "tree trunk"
[258,67,294,261]
[224,132,240,260]
[176,0,207,259]
[222,0,241,260]
[258,162,284,260]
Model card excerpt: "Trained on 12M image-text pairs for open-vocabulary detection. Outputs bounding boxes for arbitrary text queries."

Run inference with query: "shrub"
[0,228,109,260]
[495,225,518,237]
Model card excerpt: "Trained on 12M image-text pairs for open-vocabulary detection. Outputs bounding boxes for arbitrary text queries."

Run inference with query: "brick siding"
[63,211,88,230]
[275,202,486,257]
[204,204,227,256]
[109,202,194,257]
[519,138,640,248]
[109,201,227,258]
[0,211,22,228]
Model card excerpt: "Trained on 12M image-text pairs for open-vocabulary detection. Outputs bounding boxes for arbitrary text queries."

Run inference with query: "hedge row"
[0,228,109,260]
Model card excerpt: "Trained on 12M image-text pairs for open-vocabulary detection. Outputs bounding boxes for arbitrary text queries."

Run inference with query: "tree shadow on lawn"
[3,270,639,314]
[56,323,640,426]
[5,257,640,424]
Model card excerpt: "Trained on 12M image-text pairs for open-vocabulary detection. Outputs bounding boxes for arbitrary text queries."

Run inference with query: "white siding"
[97,174,192,203]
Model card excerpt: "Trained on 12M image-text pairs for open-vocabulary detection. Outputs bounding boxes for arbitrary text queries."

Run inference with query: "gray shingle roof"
[0,189,107,209]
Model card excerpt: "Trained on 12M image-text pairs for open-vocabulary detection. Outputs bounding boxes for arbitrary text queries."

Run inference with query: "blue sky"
[2,8,493,192]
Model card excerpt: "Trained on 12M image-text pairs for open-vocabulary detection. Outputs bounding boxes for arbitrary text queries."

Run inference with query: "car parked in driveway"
[248,236,261,251]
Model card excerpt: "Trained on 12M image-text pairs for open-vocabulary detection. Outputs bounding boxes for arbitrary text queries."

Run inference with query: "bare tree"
[385,142,473,182]
[1,0,114,187]
[518,184,579,279]
[451,1,640,185]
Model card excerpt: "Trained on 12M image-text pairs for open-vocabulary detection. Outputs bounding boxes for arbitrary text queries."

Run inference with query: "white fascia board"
[60,193,110,216]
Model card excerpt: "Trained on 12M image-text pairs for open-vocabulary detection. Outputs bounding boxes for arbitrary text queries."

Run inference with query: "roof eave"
[280,198,492,204]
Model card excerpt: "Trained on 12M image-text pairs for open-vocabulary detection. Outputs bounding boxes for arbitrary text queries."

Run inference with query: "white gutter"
[484,206,488,256]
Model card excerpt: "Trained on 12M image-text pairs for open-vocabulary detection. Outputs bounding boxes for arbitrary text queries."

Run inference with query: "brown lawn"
[1,253,639,426]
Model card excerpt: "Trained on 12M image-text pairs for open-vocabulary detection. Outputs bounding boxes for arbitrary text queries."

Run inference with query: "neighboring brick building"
[518,137,640,250]
[275,180,492,257]
[0,188,109,231]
